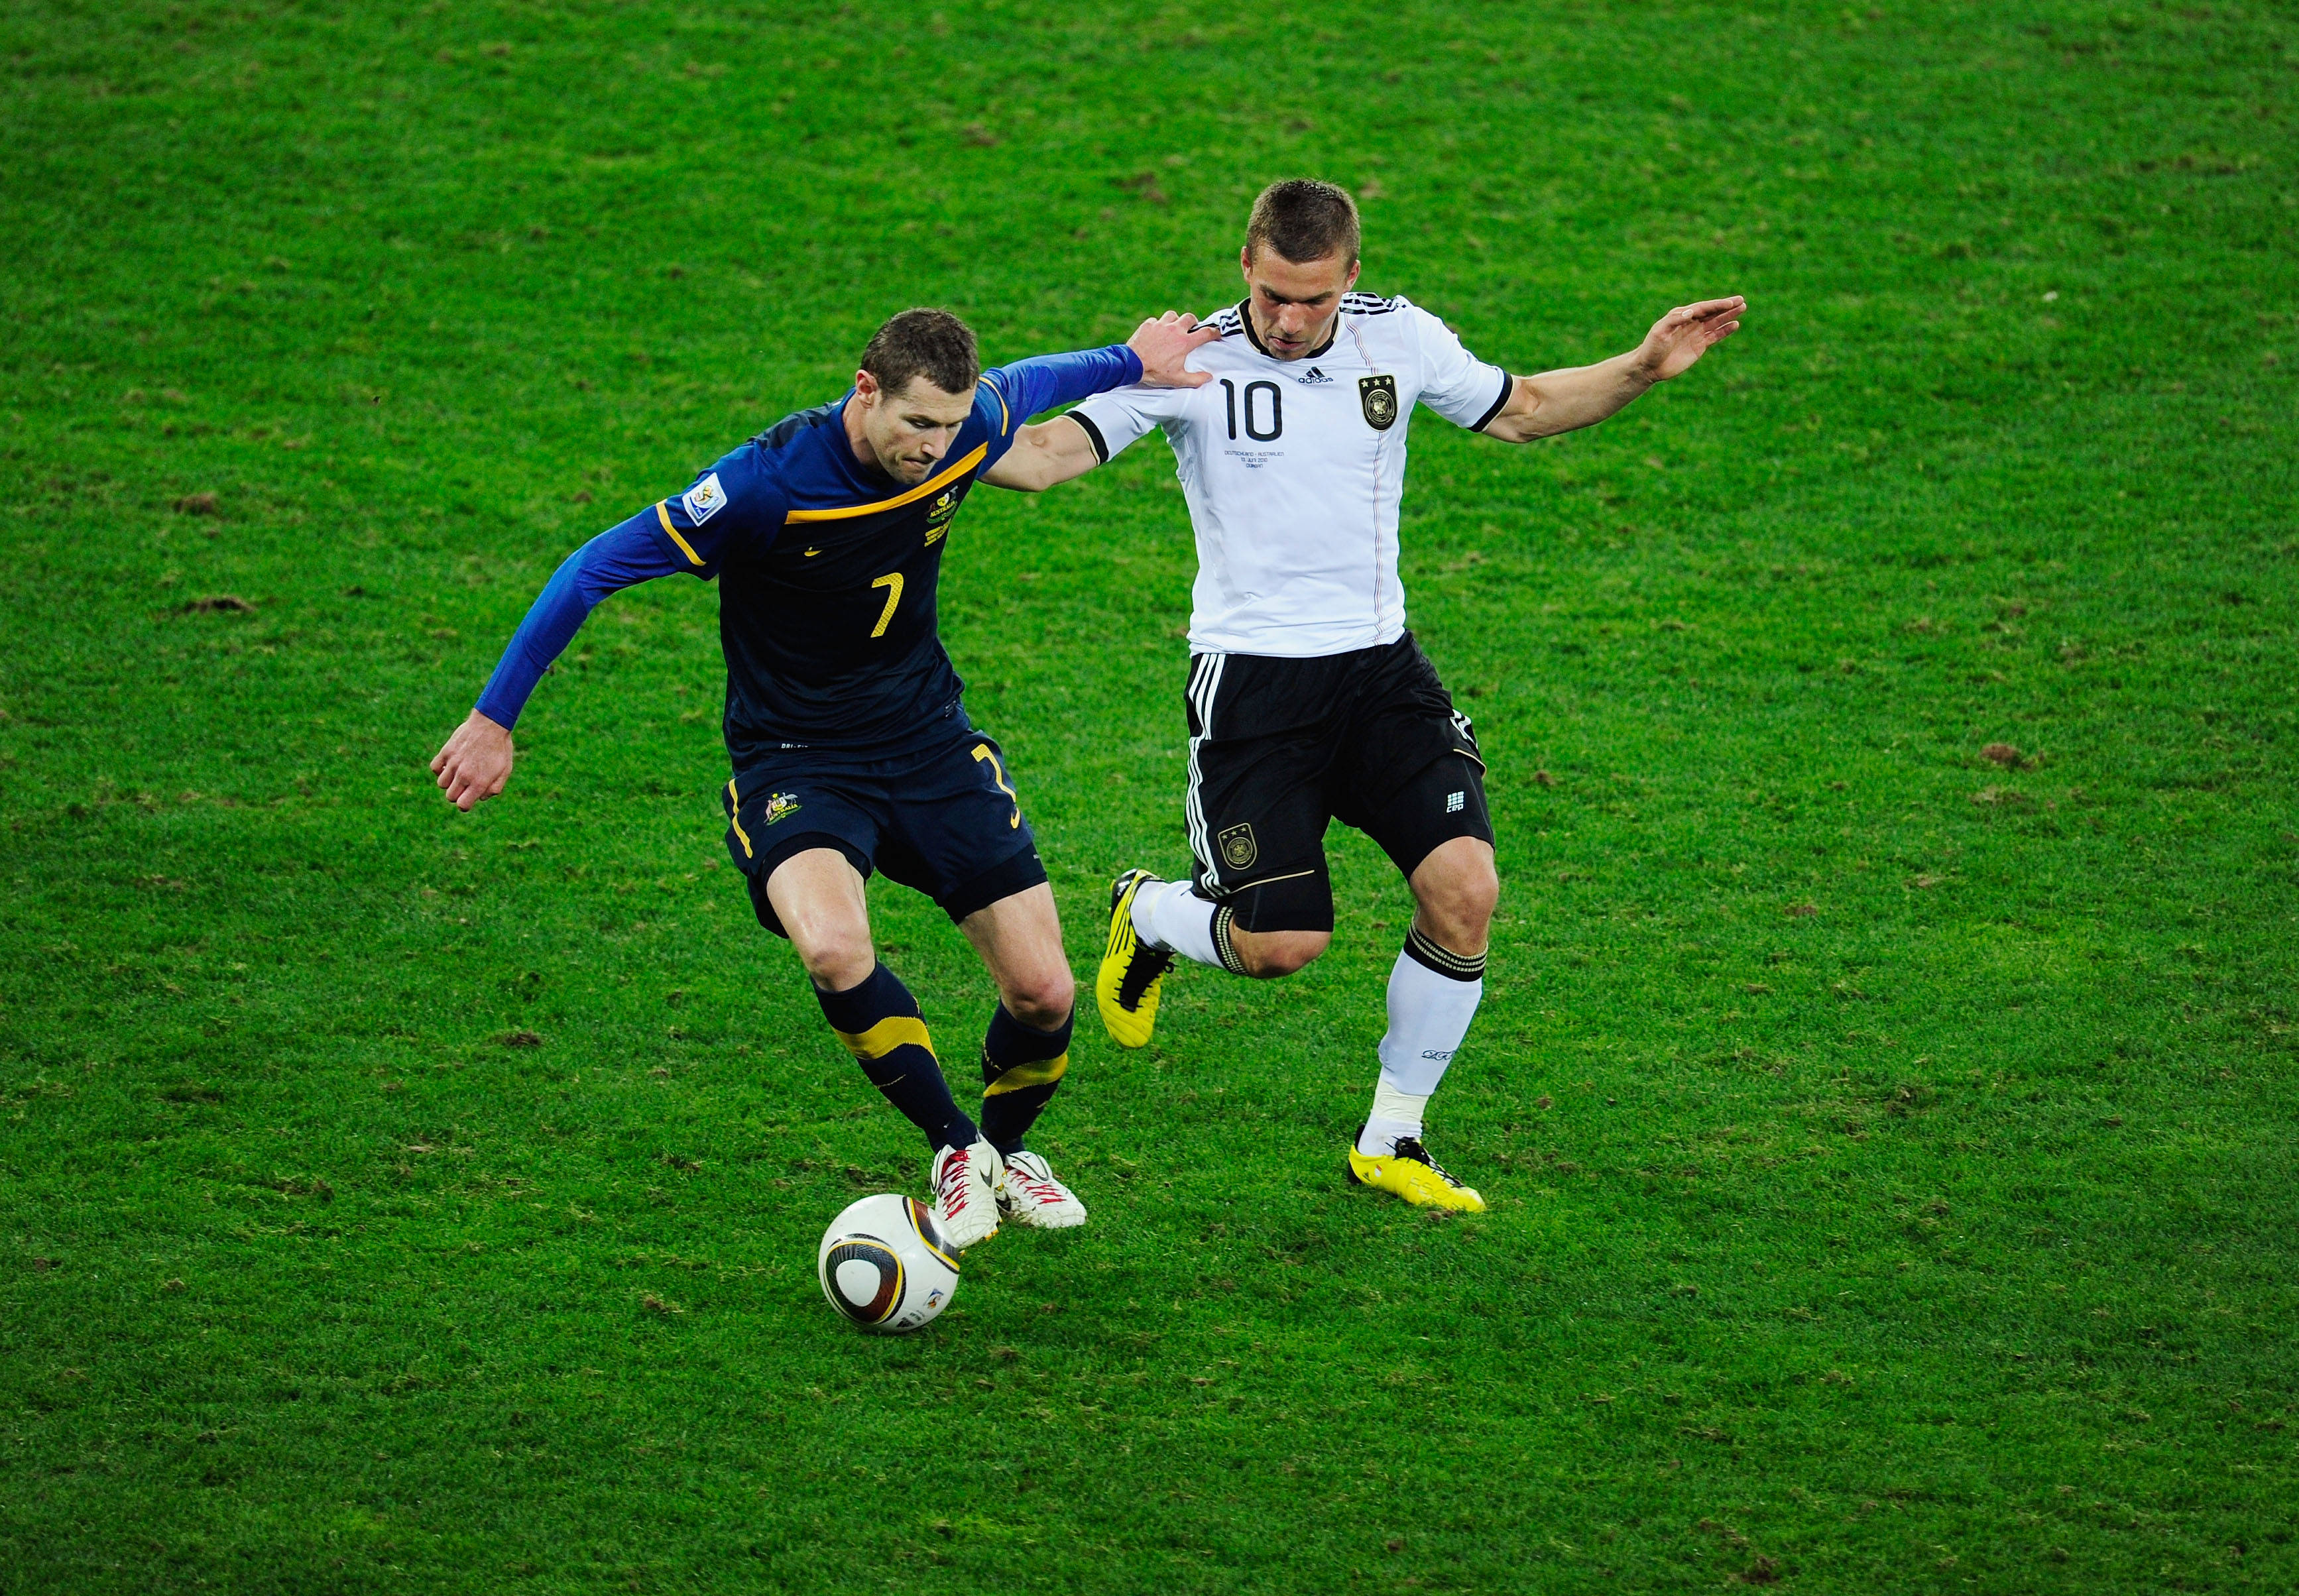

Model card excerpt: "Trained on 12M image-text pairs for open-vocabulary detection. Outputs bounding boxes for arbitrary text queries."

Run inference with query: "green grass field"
[4,1,2296,1589]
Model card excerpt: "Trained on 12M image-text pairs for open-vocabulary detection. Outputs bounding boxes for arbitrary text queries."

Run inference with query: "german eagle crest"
[1358,374,1398,431]
[1218,823,1258,871]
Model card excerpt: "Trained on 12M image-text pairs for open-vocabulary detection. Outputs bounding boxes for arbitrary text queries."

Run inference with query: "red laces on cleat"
[937,1150,973,1214]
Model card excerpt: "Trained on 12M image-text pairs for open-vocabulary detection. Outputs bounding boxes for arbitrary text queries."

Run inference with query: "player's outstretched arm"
[980,416,1102,492]
[1482,296,1745,443]
[430,518,683,811]
[980,312,1218,491]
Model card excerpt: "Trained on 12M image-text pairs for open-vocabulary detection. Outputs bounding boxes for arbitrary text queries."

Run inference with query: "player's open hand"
[1128,311,1222,389]
[431,709,514,811]
[1635,296,1747,383]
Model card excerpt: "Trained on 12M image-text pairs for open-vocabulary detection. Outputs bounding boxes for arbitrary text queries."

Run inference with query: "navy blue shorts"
[721,723,1047,938]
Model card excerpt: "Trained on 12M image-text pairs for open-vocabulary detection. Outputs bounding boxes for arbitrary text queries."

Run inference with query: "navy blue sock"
[815,964,977,1153]
[978,1003,1073,1158]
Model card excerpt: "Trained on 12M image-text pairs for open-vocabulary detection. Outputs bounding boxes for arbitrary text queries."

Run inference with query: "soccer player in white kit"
[991,180,1745,1209]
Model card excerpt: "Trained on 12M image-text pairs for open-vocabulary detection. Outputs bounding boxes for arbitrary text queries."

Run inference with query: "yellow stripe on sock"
[833,1015,935,1061]
[982,1051,1067,1096]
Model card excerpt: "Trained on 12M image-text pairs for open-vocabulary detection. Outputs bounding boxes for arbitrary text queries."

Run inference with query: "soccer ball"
[817,1192,960,1333]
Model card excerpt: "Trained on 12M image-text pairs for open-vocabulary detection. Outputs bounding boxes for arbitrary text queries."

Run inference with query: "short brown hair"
[860,308,979,396]
[1245,179,1361,266]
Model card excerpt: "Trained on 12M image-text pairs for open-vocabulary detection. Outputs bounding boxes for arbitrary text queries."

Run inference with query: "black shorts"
[1183,632,1492,935]
[721,722,1047,938]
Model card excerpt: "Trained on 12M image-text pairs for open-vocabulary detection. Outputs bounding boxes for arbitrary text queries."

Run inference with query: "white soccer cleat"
[931,1137,1004,1249]
[997,1149,1088,1230]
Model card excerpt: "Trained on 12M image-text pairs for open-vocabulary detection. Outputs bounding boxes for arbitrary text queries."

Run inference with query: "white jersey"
[1071,293,1510,658]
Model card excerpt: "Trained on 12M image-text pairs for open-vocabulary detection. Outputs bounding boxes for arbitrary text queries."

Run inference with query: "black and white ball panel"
[816,1192,961,1334]
[821,1237,904,1326]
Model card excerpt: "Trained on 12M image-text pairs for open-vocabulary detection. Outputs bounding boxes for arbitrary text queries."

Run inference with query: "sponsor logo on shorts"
[763,791,801,825]
[681,471,728,525]
[1218,823,1258,871]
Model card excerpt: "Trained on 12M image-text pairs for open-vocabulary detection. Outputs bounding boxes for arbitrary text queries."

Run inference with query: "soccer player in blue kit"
[430,308,1216,1248]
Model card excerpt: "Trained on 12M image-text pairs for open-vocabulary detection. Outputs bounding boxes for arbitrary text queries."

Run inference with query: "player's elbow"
[1490,390,1549,444]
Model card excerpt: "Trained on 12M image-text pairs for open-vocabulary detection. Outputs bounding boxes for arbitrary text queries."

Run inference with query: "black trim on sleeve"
[1470,370,1515,433]
[1070,409,1111,465]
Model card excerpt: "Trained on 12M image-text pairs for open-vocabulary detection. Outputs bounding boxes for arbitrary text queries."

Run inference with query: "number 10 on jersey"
[1219,378,1283,442]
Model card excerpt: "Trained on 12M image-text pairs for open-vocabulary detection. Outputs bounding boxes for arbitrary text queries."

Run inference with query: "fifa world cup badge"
[1358,374,1399,431]
[1218,823,1258,871]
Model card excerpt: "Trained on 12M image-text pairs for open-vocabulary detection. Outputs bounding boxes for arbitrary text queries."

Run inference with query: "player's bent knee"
[796,933,876,993]
[1411,840,1499,949]
[1417,894,1494,954]
[1008,995,1075,1031]
[780,903,876,990]
[1004,970,1077,1031]
[1233,928,1330,978]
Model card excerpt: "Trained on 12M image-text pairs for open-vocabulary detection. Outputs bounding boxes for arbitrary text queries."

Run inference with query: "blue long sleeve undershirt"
[998,344,1142,419]
[473,519,679,729]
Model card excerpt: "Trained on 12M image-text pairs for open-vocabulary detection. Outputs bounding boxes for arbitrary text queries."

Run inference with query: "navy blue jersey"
[473,347,1140,762]
[646,375,1014,759]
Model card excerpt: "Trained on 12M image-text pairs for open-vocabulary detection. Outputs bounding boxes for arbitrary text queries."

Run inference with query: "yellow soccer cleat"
[1096,868,1177,1049]
[1346,1136,1487,1212]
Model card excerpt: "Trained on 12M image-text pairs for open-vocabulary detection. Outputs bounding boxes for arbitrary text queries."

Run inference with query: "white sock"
[1358,1079,1429,1158]
[1132,878,1224,970]
[1357,929,1486,1157]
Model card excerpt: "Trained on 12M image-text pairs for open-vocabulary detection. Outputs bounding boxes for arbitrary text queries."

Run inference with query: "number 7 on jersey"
[868,572,904,638]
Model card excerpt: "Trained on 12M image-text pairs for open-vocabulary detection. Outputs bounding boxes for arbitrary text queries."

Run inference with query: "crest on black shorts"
[1359,374,1399,431]
[1218,823,1258,872]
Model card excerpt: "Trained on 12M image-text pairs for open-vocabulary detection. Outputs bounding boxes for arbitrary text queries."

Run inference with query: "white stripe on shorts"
[1183,652,1226,886]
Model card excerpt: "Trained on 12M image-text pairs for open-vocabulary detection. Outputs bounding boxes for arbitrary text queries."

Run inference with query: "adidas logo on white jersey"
[1295,365,1334,386]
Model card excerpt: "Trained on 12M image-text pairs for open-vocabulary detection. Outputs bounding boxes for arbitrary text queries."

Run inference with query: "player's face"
[853,372,976,483]
[1240,245,1361,360]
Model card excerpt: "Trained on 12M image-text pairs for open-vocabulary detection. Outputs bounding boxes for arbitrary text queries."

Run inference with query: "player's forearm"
[472,520,678,726]
[981,417,1100,492]
[1486,351,1655,443]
